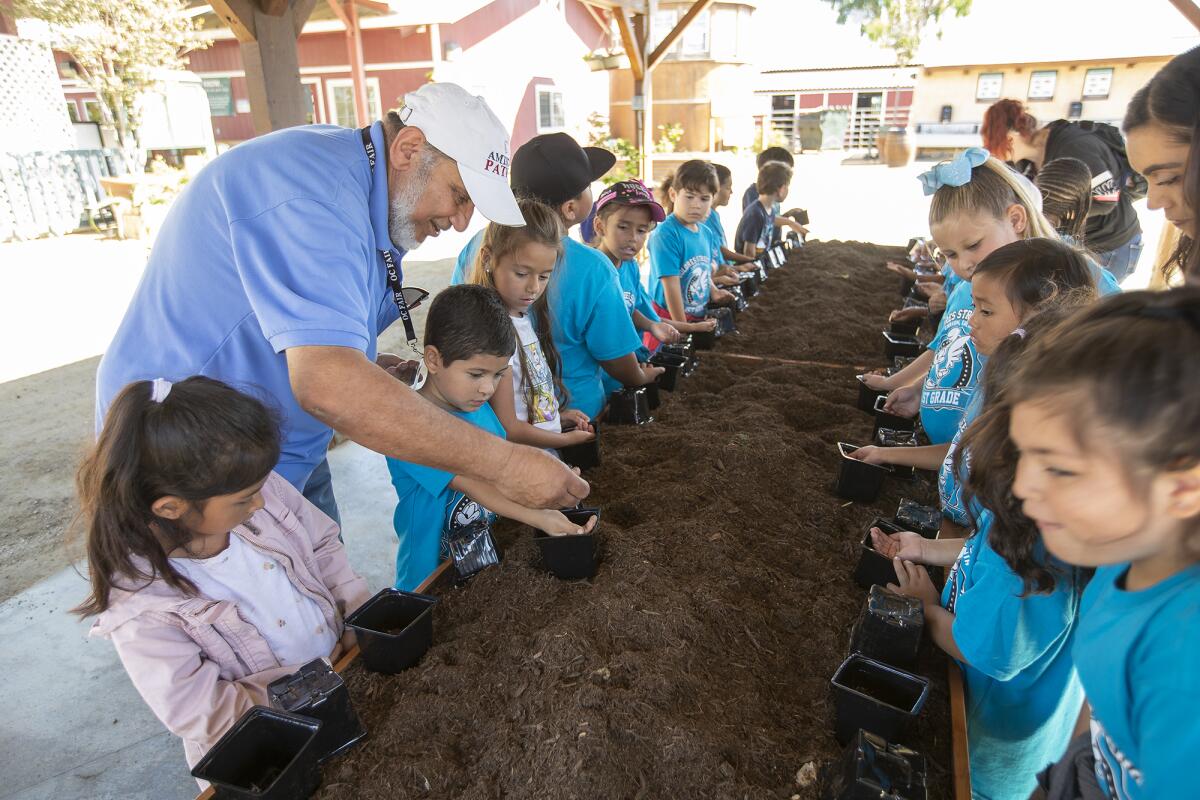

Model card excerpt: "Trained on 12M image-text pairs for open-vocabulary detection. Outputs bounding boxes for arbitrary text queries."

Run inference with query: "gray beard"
[387,148,438,251]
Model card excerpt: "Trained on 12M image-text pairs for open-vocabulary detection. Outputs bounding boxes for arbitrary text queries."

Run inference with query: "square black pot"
[882,332,924,360]
[894,499,941,539]
[848,585,925,670]
[891,356,916,373]
[889,318,920,336]
[344,588,437,675]
[607,387,653,425]
[856,377,888,415]
[706,305,737,335]
[822,729,927,800]
[533,506,601,580]
[558,423,600,470]
[754,260,769,282]
[874,428,917,479]
[853,518,904,589]
[693,328,717,350]
[641,381,661,410]
[650,351,685,391]
[739,272,759,297]
[268,659,365,764]
[770,243,787,267]
[191,707,322,800]
[871,395,916,439]
[836,443,891,503]
[830,654,930,745]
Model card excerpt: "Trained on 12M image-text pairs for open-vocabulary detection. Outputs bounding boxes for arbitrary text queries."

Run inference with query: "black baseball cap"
[511,133,616,206]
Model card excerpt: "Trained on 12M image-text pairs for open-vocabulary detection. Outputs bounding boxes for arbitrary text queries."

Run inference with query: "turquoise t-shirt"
[648,214,714,320]
[702,209,727,266]
[942,515,1085,800]
[547,237,642,418]
[602,258,657,394]
[449,229,485,286]
[385,403,505,591]
[939,387,985,527]
[921,280,984,445]
[1075,563,1200,800]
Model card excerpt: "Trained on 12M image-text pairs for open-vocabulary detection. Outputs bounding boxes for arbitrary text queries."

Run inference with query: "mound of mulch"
[315,241,951,800]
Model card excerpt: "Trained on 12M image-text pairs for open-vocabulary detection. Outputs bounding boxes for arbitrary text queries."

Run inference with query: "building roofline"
[761,64,921,74]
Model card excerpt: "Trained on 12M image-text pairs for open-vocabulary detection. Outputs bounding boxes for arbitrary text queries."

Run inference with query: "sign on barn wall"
[202,77,233,117]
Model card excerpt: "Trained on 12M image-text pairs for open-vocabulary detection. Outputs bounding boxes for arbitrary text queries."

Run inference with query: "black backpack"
[1076,120,1149,202]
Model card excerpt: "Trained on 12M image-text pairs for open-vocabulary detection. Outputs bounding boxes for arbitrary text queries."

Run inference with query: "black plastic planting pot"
[268,659,365,764]
[849,585,925,670]
[707,305,737,335]
[344,588,437,675]
[831,654,930,745]
[693,329,717,350]
[771,243,787,266]
[889,318,920,336]
[650,351,685,391]
[822,728,928,800]
[731,285,749,312]
[534,506,601,580]
[856,377,888,415]
[895,499,941,539]
[875,428,917,479]
[882,331,924,359]
[871,396,917,439]
[891,356,916,373]
[836,443,891,503]
[607,387,653,425]
[558,423,600,470]
[739,272,759,297]
[854,517,904,589]
[641,380,661,411]
[191,707,322,800]
[754,259,769,282]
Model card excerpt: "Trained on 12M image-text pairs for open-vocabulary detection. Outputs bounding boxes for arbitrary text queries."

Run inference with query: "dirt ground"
[315,241,952,800]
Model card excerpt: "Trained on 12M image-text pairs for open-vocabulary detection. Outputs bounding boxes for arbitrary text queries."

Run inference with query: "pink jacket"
[90,471,371,774]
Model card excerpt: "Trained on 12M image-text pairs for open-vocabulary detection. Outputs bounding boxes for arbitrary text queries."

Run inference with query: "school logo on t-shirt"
[622,290,635,312]
[682,254,710,316]
[939,436,972,526]
[1090,716,1141,800]
[925,316,976,410]
[943,543,974,614]
[447,495,494,532]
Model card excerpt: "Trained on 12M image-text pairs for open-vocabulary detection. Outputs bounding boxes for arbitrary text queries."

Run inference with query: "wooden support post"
[345,0,370,125]
[615,8,642,81]
[646,0,713,71]
[948,662,973,800]
[1168,0,1200,31]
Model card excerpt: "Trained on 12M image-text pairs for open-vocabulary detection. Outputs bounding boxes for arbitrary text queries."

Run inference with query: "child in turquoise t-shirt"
[649,160,734,323]
[1008,288,1200,800]
[386,285,594,590]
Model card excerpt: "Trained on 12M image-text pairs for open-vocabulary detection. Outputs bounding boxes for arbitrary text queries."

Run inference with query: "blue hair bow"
[918,147,990,196]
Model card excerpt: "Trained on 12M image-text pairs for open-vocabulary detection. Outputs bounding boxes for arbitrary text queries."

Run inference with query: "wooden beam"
[1168,0,1200,31]
[352,0,391,13]
[292,0,320,35]
[345,0,370,124]
[324,0,348,26]
[646,0,713,71]
[581,1,607,33]
[241,8,308,133]
[210,0,257,42]
[948,662,973,800]
[615,8,642,80]
[258,0,289,17]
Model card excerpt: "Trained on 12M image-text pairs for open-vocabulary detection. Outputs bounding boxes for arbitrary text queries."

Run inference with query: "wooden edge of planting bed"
[948,660,972,800]
[194,559,454,800]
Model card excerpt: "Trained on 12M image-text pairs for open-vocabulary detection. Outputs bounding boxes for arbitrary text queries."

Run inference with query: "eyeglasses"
[402,286,430,310]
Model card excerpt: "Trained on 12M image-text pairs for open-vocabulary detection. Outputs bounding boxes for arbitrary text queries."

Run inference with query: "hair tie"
[150,378,172,403]
[1012,327,1027,339]
[917,147,990,196]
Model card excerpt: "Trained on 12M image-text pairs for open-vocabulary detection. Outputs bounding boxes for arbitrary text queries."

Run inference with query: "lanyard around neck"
[360,126,419,354]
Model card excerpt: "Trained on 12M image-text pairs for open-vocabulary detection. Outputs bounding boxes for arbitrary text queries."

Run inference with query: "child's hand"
[890,307,926,324]
[710,287,735,304]
[330,629,357,663]
[871,527,927,562]
[849,445,890,465]
[533,509,598,536]
[560,409,592,433]
[715,265,739,280]
[650,321,682,344]
[376,353,420,384]
[883,384,920,417]
[928,290,948,315]
[858,372,892,391]
[714,273,739,287]
[689,318,719,333]
[888,559,939,607]
[561,428,595,446]
[639,364,666,383]
[884,260,911,277]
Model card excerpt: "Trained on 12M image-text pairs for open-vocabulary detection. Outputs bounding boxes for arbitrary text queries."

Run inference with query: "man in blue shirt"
[96,82,588,525]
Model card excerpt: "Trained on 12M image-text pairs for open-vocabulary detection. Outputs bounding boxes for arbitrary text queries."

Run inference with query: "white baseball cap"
[397,82,524,226]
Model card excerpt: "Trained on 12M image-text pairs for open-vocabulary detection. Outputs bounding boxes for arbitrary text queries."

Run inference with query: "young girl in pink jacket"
[76,376,371,775]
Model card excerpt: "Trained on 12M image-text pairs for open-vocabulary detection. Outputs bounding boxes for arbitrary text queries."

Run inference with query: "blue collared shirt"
[96,122,402,489]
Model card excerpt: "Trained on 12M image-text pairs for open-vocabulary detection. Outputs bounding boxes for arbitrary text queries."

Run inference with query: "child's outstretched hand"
[883,384,920,418]
[858,372,892,391]
[560,408,592,433]
[888,559,939,607]
[715,265,739,280]
[561,427,595,446]
[871,527,926,562]
[848,445,890,465]
[650,321,682,344]
[532,509,598,537]
[928,289,948,315]
[710,287,735,304]
[688,318,719,333]
[890,307,927,323]
[714,273,739,287]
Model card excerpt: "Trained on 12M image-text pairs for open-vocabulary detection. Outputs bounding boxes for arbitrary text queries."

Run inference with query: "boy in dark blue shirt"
[735,162,806,257]
[386,284,593,589]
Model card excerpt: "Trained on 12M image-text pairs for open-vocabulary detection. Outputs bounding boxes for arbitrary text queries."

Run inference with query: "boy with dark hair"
[703,163,755,271]
[740,146,795,211]
[386,284,591,590]
[735,162,806,257]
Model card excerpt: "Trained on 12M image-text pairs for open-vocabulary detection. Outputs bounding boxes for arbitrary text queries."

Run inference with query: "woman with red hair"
[981,98,1144,281]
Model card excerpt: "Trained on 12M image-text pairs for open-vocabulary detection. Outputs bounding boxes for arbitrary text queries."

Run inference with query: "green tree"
[14,0,208,152]
[825,0,971,64]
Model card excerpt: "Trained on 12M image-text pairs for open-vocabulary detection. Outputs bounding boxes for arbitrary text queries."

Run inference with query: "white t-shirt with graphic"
[509,313,561,434]
[171,533,337,667]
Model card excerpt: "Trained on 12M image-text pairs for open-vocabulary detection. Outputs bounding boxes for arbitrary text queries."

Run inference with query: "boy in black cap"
[452,133,662,419]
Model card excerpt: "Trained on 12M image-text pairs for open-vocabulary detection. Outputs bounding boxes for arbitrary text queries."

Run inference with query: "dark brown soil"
[316,241,951,800]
